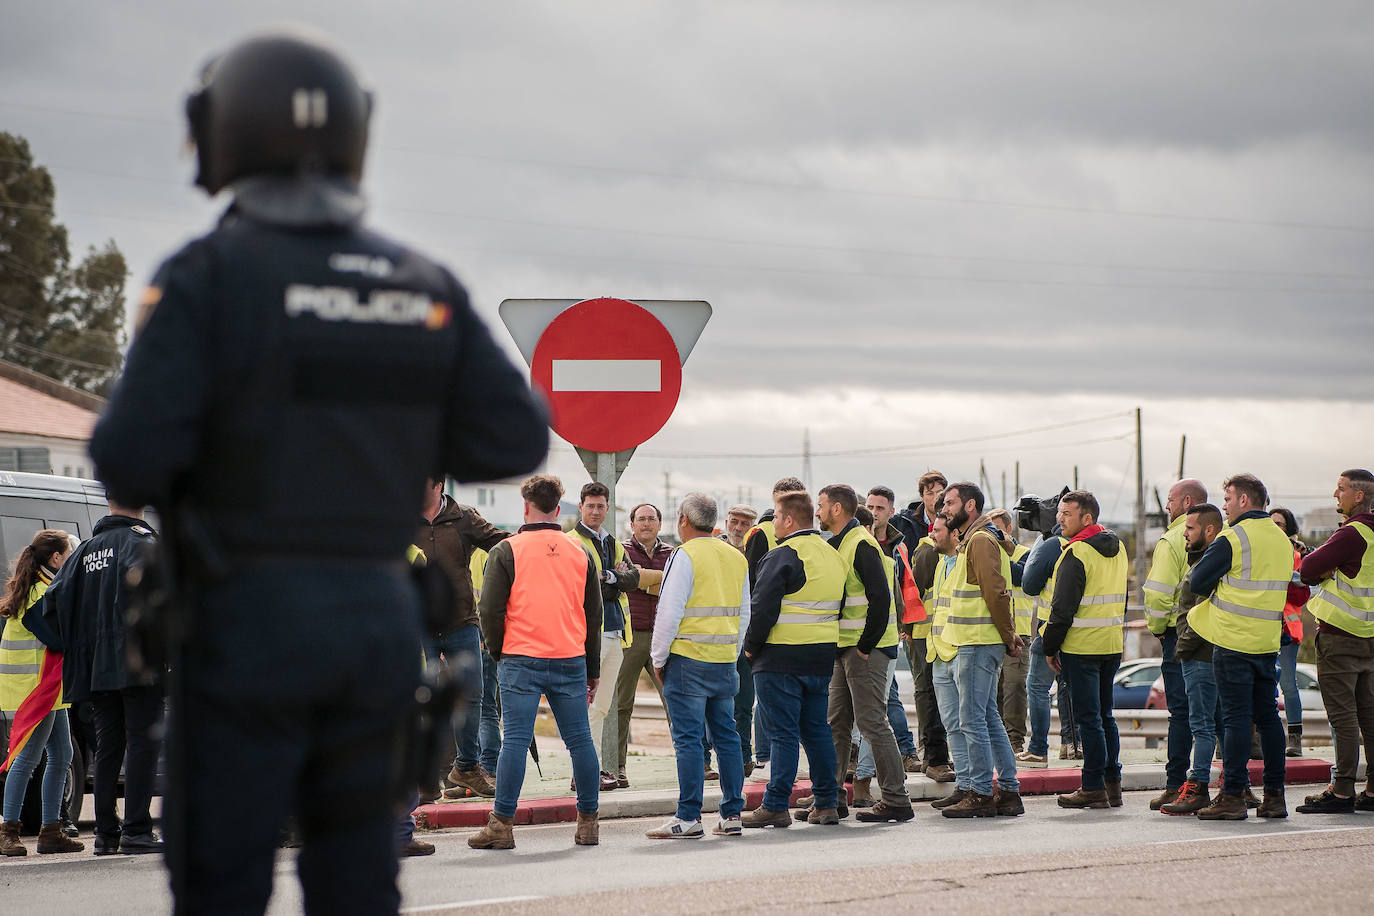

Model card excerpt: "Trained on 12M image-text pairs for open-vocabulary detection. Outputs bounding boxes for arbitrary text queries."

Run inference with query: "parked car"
[1144,662,1321,712]
[1112,658,1164,709]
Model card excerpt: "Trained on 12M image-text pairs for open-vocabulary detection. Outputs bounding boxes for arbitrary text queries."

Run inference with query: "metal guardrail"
[630,695,1333,746]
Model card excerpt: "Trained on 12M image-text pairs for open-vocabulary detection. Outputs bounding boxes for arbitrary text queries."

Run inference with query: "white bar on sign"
[551,359,661,392]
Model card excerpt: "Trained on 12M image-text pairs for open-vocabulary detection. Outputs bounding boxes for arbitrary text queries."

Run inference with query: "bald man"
[1142,479,1207,810]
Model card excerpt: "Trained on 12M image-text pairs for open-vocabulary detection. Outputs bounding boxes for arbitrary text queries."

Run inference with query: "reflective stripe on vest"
[1035,536,1069,622]
[835,524,882,648]
[1142,515,1187,630]
[766,533,845,647]
[0,580,64,713]
[1188,517,1292,654]
[572,528,632,648]
[1308,521,1374,637]
[670,536,749,663]
[1010,543,1033,637]
[1057,539,1129,654]
[925,555,958,663]
[942,529,1011,648]
[746,520,779,553]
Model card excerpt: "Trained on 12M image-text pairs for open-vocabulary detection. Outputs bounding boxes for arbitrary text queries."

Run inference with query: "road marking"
[1147,824,1372,845]
[401,897,542,912]
[551,359,660,392]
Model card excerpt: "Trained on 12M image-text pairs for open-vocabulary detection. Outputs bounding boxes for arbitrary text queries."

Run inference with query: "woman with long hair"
[1270,507,1312,758]
[1,529,84,856]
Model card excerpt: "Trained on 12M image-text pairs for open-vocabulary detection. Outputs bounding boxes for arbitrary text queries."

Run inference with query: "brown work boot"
[1257,789,1288,819]
[36,823,84,854]
[741,807,792,829]
[993,789,1025,817]
[1105,780,1123,808]
[1160,780,1211,816]
[1286,725,1303,758]
[400,838,436,856]
[942,791,997,818]
[931,787,971,810]
[807,807,841,825]
[1149,785,1181,811]
[467,813,515,849]
[851,776,874,808]
[574,810,599,845]
[924,762,956,783]
[1057,788,1110,809]
[448,766,496,798]
[903,753,922,773]
[1196,792,1249,821]
[1,820,27,857]
[1243,787,1261,809]
[855,800,916,823]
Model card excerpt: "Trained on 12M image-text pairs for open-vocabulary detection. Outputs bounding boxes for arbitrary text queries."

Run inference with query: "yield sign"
[500,298,711,454]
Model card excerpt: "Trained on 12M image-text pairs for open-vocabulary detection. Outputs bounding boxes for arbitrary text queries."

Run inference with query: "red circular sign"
[531,298,683,453]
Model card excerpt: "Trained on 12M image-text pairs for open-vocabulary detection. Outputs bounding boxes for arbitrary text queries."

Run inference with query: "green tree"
[0,131,127,394]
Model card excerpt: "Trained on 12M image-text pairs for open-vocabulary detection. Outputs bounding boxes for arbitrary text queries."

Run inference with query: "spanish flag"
[1,650,63,773]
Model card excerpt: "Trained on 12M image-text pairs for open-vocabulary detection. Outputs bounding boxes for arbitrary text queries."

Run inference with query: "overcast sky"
[3,1,1371,526]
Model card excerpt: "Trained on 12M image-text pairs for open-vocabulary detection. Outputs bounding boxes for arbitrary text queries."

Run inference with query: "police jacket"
[43,515,159,703]
[89,177,548,566]
[415,495,509,637]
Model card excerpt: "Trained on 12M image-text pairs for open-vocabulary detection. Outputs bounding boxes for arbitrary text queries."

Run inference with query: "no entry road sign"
[528,297,683,453]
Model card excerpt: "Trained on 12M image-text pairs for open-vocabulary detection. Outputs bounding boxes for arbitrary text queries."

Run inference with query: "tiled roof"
[0,373,99,441]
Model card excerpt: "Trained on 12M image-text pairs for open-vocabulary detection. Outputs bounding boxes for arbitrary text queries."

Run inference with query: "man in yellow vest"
[741,476,806,771]
[1296,468,1374,814]
[987,509,1032,754]
[1142,479,1207,810]
[904,516,955,782]
[1040,491,1129,810]
[740,492,845,827]
[645,494,751,839]
[926,514,979,810]
[812,484,912,823]
[572,482,640,792]
[940,482,1024,819]
[1187,473,1292,820]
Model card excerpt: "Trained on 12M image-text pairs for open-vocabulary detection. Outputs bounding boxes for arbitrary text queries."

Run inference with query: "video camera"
[1014,486,1070,534]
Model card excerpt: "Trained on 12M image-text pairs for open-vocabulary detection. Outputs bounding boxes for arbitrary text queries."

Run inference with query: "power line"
[639,410,1134,459]
[4,97,1373,235]
[2,339,120,372]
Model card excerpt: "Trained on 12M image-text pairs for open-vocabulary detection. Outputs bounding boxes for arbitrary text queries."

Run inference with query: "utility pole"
[979,458,991,505]
[663,470,672,520]
[1015,461,1021,500]
[1135,407,1147,592]
[1073,465,1079,490]
[801,427,813,491]
[1001,470,1007,511]
[1178,434,1187,480]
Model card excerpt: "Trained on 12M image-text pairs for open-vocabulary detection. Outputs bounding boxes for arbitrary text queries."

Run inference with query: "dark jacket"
[477,523,602,678]
[43,515,159,702]
[743,508,776,586]
[744,529,837,676]
[89,185,548,564]
[415,495,509,636]
[1188,510,1273,598]
[1041,526,1124,657]
[624,537,673,631]
[892,504,931,551]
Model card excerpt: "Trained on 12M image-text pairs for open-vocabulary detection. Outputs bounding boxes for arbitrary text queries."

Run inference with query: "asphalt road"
[4,790,1372,913]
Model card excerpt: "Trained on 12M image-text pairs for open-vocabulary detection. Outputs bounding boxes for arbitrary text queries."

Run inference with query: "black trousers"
[165,565,421,916]
[90,684,164,839]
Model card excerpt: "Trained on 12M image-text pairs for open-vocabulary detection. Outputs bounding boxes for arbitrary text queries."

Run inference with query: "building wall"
[0,432,93,478]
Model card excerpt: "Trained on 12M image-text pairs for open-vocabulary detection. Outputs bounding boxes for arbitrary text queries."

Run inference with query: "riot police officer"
[89,30,548,915]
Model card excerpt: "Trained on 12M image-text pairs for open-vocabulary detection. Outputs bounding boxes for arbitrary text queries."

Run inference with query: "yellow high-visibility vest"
[911,536,936,639]
[1055,539,1129,655]
[835,524,883,649]
[1011,543,1033,638]
[1142,514,1188,635]
[942,530,1011,648]
[926,553,958,664]
[1188,517,1292,654]
[670,536,749,663]
[0,579,66,714]
[571,528,633,648]
[765,533,844,647]
[1035,536,1070,623]
[1307,521,1374,638]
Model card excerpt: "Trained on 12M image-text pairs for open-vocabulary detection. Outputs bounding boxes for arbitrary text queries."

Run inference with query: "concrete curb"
[415,757,1339,829]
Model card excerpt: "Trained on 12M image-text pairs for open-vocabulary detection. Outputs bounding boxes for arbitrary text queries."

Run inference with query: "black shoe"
[93,834,121,856]
[119,832,164,855]
[1295,789,1355,814]
[60,817,80,839]
[1357,793,1374,812]
[854,801,915,823]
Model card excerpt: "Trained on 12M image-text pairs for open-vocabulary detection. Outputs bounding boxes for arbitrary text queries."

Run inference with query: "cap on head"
[186,30,372,194]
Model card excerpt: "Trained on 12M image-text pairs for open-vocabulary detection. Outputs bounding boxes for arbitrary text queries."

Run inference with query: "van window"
[46,519,84,541]
[2,516,45,570]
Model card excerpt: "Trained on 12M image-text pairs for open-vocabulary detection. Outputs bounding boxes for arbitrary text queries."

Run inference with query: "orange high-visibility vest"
[502,529,594,659]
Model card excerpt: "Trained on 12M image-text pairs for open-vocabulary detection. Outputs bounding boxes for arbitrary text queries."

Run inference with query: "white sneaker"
[713,816,742,837]
[646,817,704,839]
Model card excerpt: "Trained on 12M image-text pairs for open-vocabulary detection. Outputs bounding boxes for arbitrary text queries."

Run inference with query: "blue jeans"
[856,656,915,778]
[1213,647,1286,795]
[932,657,970,789]
[1060,652,1122,791]
[1,707,72,824]
[1181,658,1219,783]
[478,640,501,772]
[753,671,772,762]
[1027,634,1077,755]
[426,624,484,772]
[663,655,744,821]
[955,644,1020,796]
[495,656,600,817]
[1277,641,1302,726]
[753,672,837,812]
[395,789,419,850]
[1159,628,1191,788]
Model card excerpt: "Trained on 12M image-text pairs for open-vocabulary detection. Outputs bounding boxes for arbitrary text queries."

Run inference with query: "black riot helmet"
[185,32,373,195]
